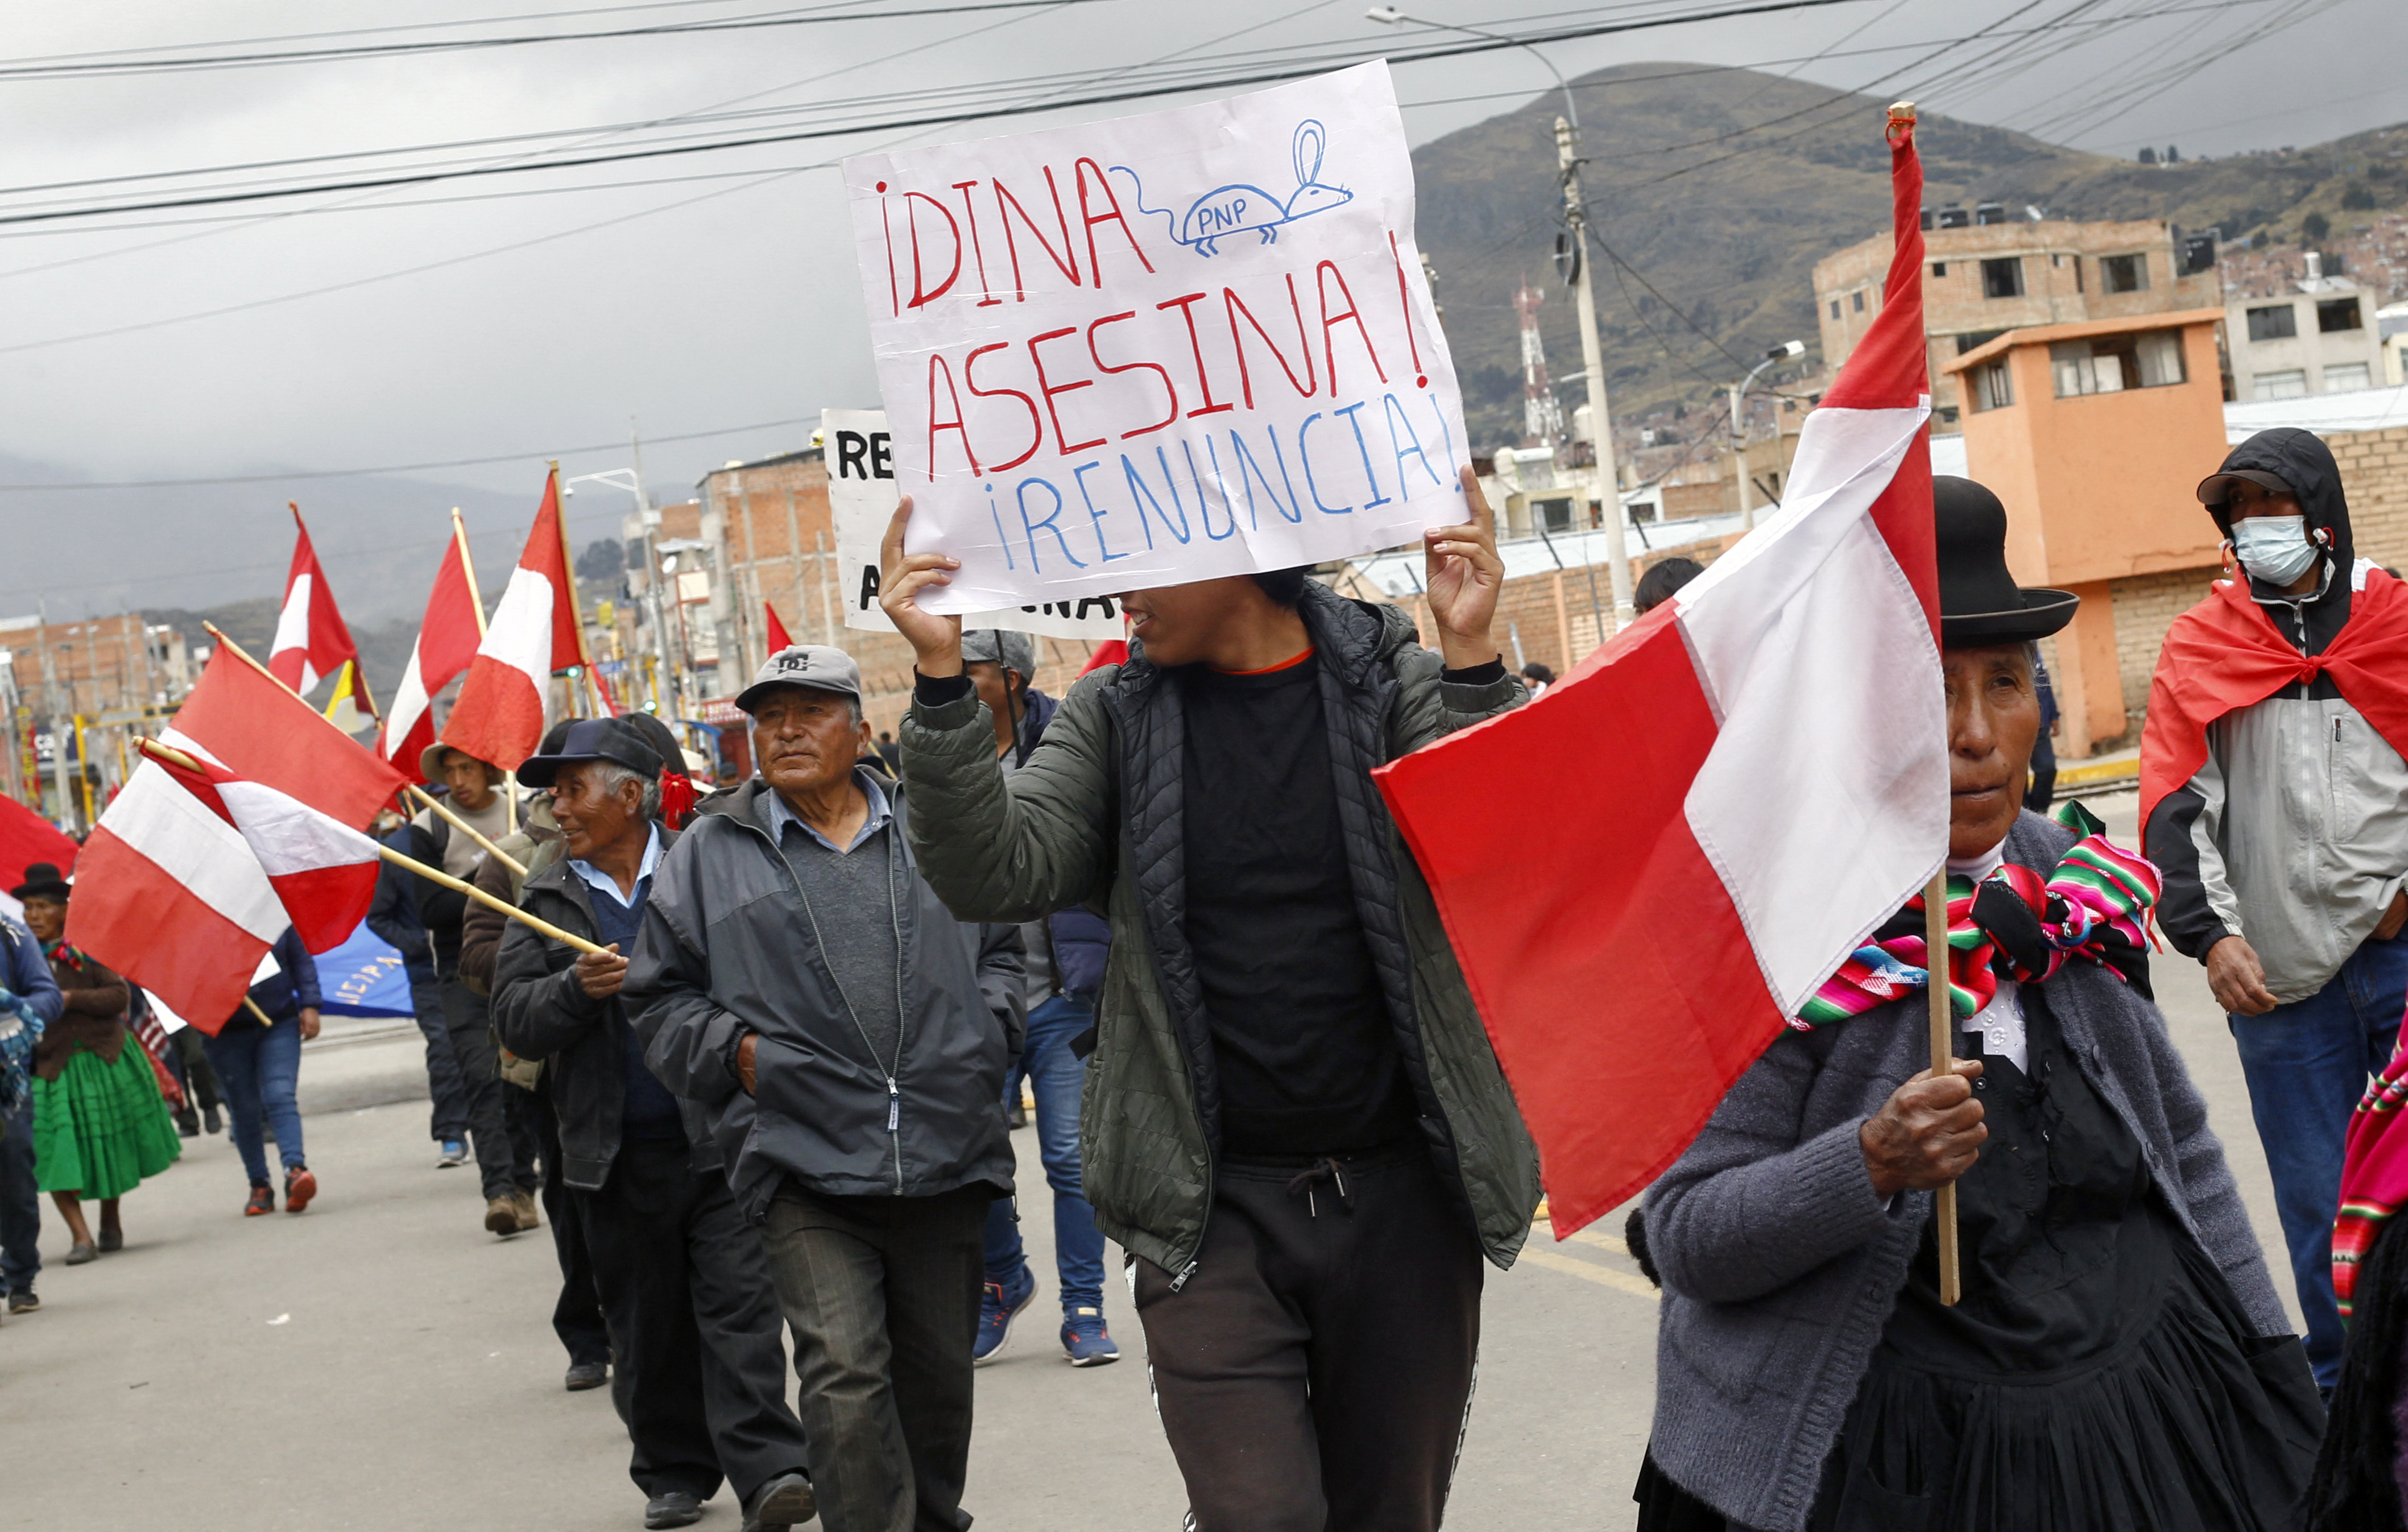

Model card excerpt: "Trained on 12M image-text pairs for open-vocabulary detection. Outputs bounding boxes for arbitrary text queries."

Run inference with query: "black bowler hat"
[1934,476,2079,646]
[9,862,71,903]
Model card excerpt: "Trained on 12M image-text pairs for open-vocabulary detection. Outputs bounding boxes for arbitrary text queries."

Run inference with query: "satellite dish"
[1554,229,1582,287]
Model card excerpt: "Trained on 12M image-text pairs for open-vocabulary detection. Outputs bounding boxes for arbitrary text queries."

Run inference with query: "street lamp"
[1730,339,1806,532]
[1367,6,1631,620]
[564,465,681,715]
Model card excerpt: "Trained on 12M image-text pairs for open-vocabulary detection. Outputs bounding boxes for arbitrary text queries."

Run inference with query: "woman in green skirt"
[11,864,179,1262]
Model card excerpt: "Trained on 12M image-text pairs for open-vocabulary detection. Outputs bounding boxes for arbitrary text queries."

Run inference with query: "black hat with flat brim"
[1935,475,2080,646]
[516,718,664,790]
[9,862,71,904]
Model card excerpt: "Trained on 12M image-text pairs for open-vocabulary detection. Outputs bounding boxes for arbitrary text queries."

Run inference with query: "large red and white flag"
[440,471,586,771]
[1375,108,1944,1236]
[380,519,487,775]
[268,504,375,718]
[68,648,407,1032]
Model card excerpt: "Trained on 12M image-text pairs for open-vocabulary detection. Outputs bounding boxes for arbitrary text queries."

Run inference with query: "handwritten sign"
[823,409,1124,639]
[843,61,1464,615]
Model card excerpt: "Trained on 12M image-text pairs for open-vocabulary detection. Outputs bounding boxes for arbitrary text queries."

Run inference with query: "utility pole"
[1556,117,1631,622]
[628,420,680,716]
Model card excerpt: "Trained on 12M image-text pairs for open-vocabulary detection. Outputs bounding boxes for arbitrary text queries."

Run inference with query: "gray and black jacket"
[2143,428,2408,1002]
[899,579,1541,1280]
[624,777,1023,1221]
[492,829,719,1191]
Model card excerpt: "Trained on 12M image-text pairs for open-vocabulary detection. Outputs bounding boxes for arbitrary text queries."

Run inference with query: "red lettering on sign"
[966,342,1045,473]
[1224,276,1318,409]
[1388,231,1426,386]
[1074,158,1156,287]
[955,179,1002,308]
[1089,312,1178,439]
[1316,260,1388,396]
[994,169,1082,300]
[905,193,962,309]
[1029,326,1107,457]
[1159,292,1232,419]
[926,353,981,477]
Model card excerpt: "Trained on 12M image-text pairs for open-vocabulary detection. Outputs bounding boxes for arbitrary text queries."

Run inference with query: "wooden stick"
[244,996,275,1028]
[376,843,607,956]
[403,782,526,878]
[1925,869,1962,1306]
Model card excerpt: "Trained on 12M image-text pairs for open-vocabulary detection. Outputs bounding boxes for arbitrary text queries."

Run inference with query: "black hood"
[2206,428,2353,569]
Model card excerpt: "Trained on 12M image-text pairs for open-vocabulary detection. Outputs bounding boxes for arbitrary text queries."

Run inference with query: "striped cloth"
[1795,801,2161,1029]
[2336,1049,2408,1318]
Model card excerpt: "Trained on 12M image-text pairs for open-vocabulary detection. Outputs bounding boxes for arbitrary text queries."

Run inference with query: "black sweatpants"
[575,1136,809,1508]
[1133,1144,1486,1532]
[763,1182,990,1532]
[532,1078,608,1368]
[441,976,538,1202]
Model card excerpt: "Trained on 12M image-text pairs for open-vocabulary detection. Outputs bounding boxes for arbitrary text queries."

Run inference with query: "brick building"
[1815,216,2220,432]
[0,612,193,826]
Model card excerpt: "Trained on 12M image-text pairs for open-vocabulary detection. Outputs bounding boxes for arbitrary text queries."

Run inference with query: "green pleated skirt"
[31,1045,182,1199]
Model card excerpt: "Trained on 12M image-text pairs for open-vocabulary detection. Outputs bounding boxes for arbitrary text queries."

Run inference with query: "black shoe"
[644,1491,704,1529]
[203,1105,222,1134]
[565,1360,609,1392]
[175,1108,200,1138]
[744,1473,816,1532]
[6,1288,35,1314]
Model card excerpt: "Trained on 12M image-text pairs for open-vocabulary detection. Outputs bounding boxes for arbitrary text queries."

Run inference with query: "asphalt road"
[0,790,2299,1530]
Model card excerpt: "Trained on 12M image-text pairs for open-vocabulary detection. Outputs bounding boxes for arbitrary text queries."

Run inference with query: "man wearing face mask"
[2140,426,2408,1396]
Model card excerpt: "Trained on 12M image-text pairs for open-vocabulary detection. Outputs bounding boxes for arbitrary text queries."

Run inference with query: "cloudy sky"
[0,0,2397,618]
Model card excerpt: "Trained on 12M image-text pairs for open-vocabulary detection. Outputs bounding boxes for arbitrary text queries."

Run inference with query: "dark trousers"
[167,1028,222,1115]
[532,1078,609,1368]
[763,1182,988,1532]
[1133,1145,1485,1532]
[406,962,470,1142]
[574,1135,808,1507]
[1,1098,38,1297]
[441,976,537,1201]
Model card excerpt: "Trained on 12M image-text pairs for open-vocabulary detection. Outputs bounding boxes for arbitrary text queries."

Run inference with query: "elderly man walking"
[494,718,814,1532]
[628,644,1024,1532]
[879,470,1538,1532]
[2142,427,2408,1396]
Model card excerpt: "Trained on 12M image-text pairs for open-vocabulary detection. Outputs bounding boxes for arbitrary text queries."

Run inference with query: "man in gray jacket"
[627,645,1023,1532]
[2144,426,2408,1394]
[879,470,1538,1532]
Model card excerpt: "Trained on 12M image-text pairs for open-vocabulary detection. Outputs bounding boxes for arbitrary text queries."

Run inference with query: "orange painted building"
[1939,307,2231,756]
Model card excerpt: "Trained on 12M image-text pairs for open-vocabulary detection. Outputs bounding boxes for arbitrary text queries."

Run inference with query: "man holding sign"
[880,461,1536,1530]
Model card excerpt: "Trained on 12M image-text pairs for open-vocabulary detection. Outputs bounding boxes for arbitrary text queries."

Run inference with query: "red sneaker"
[283,1167,317,1215]
[243,1185,275,1217]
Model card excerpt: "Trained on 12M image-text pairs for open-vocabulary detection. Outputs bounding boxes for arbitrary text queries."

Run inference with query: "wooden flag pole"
[198,623,529,878]
[448,507,522,839]
[552,460,615,722]
[1925,869,1962,1306]
[243,996,276,1028]
[138,736,588,955]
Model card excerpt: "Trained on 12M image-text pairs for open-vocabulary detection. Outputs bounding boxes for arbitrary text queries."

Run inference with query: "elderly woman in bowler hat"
[10,862,179,1264]
[1633,479,2322,1531]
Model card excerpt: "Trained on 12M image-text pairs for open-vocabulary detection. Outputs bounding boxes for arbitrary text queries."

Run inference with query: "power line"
[0,0,1872,227]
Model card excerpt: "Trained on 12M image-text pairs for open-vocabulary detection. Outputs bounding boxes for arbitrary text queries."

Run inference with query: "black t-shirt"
[1180,650,1413,1160]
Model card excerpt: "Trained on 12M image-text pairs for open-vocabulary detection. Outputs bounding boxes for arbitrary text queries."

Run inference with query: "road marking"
[1519,1246,1659,1302]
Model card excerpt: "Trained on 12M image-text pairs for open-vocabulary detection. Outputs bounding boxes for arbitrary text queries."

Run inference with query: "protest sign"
[843,61,1464,615]
[823,408,1124,639]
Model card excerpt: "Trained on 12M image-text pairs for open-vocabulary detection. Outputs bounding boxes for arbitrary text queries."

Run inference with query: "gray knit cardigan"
[1642,810,2293,1532]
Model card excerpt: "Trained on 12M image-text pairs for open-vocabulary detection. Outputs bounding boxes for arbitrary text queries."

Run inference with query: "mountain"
[1412,64,2408,449]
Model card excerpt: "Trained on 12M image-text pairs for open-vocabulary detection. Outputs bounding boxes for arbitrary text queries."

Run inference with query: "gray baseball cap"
[960,629,1036,677]
[735,645,864,714]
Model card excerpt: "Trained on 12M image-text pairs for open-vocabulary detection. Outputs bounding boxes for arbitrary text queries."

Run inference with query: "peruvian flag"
[1375,109,1946,1237]
[380,521,487,775]
[268,504,375,718]
[441,470,586,771]
[764,600,796,652]
[67,647,407,1033]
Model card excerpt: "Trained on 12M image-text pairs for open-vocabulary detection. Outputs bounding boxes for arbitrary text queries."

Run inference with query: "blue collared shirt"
[569,825,664,909]
[763,769,892,855]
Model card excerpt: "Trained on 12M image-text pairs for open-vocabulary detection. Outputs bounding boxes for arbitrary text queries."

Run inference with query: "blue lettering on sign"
[1383,394,1447,493]
[1334,400,1391,510]
[1297,412,1351,515]
[1124,450,1190,545]
[1227,427,1300,527]
[1072,461,1132,561]
[1015,477,1086,571]
[984,482,1016,570]
[1200,437,1238,540]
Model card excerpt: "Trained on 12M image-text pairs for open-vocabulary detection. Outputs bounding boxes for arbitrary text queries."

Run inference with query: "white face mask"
[2231,515,2319,587]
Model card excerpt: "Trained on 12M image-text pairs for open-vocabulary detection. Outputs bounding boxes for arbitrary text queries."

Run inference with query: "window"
[2050,330,2187,397]
[2100,254,2149,293]
[1981,258,2024,299]
[2256,368,2308,399]
[1955,329,2006,355]
[2074,257,2085,293]
[1829,299,1841,320]
[1976,361,2014,411]
[2318,297,2364,333]
[1537,496,1574,533]
[2322,362,2372,392]
[2247,304,2298,342]
[1931,262,1948,278]
[1851,290,1865,313]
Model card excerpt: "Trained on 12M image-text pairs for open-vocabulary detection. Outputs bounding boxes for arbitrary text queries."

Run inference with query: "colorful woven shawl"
[1793,801,2161,1030]
[2336,1046,2408,1319]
